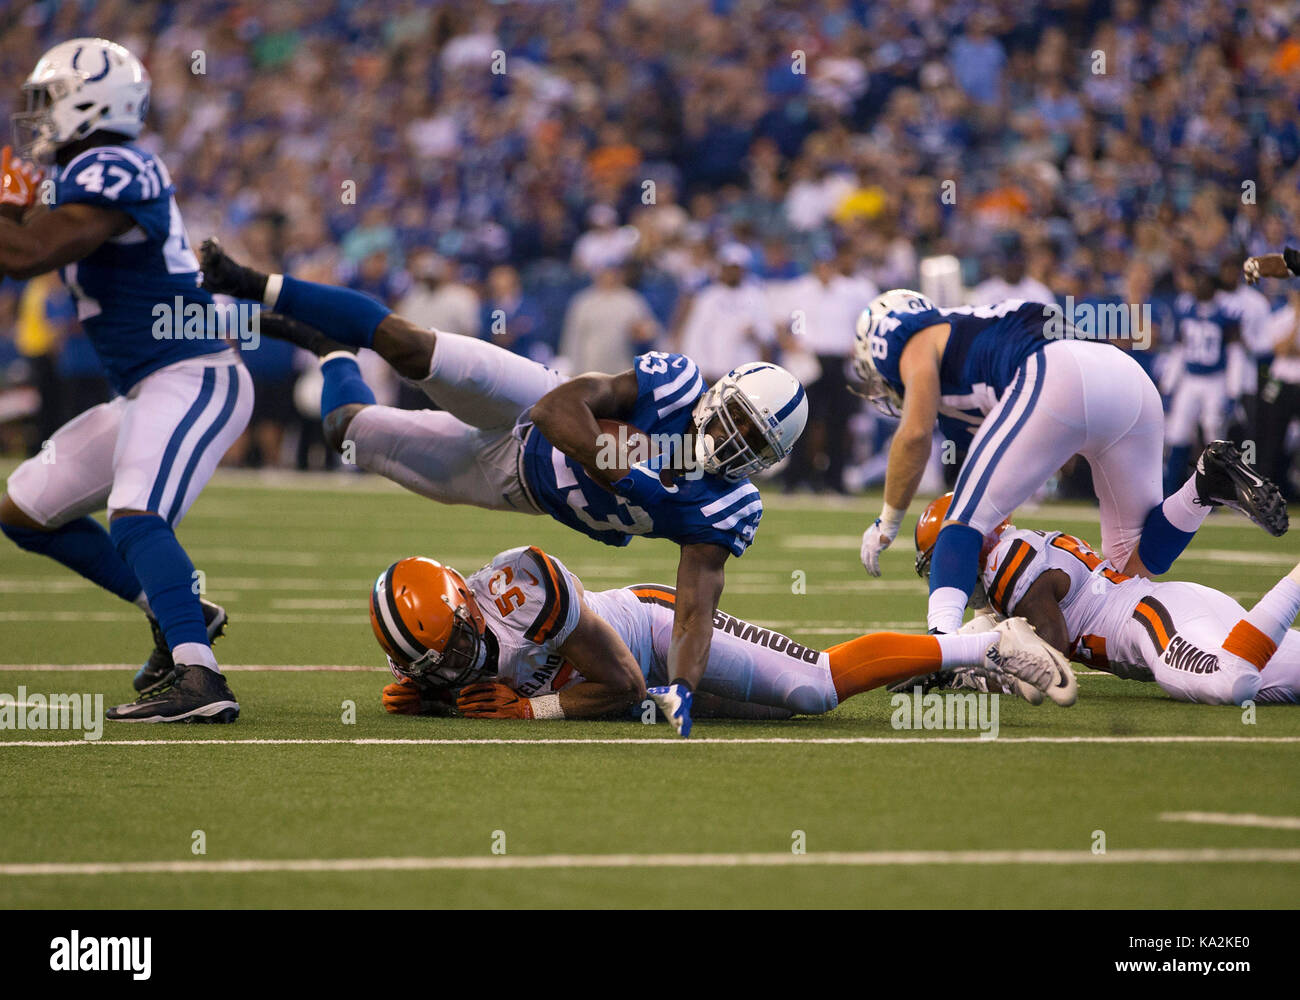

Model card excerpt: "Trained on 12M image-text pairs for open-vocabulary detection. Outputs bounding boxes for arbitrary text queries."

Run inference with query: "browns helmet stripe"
[374,565,426,663]
[1132,598,1175,654]
[524,546,570,644]
[990,539,1033,613]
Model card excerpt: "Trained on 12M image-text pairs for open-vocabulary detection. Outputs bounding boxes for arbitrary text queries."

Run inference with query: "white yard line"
[1159,811,1300,831]
[3,846,1299,877]
[2,735,1298,748]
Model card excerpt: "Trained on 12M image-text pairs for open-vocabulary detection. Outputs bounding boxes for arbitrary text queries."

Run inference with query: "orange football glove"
[1,146,42,209]
[382,677,426,715]
[456,682,534,719]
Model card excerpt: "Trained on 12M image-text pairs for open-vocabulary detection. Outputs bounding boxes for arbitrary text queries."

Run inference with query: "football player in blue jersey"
[852,289,1288,636]
[1163,270,1240,491]
[0,39,252,722]
[198,240,807,737]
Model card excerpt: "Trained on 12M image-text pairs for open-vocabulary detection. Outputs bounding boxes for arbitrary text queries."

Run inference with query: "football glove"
[0,146,42,210]
[456,682,534,719]
[860,515,900,577]
[381,677,456,716]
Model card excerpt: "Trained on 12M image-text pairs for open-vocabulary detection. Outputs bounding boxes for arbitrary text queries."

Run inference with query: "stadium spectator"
[676,243,775,382]
[558,266,658,375]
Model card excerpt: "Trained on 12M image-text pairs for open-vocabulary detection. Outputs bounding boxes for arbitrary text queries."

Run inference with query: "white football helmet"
[11,38,151,162]
[851,288,936,416]
[693,362,807,482]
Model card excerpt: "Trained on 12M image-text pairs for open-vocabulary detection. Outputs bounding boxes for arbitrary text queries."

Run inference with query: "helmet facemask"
[11,79,72,162]
[390,600,492,688]
[693,385,782,482]
[849,354,903,417]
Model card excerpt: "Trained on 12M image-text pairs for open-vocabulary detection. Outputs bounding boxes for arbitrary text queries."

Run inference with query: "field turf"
[1,465,1298,908]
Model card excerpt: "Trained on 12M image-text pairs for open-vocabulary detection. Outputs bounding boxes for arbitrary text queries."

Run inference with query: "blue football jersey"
[1174,294,1235,376]
[54,143,227,393]
[868,300,1050,418]
[521,352,763,556]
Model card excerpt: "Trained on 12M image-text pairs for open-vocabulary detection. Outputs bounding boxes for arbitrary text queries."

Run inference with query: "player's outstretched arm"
[862,329,942,575]
[1004,572,1072,658]
[666,542,728,690]
[529,370,640,489]
[0,202,128,279]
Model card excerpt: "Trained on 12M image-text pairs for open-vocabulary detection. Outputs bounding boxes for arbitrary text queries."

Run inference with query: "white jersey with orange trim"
[465,546,585,697]
[980,528,1152,679]
[980,528,1299,704]
[460,545,839,713]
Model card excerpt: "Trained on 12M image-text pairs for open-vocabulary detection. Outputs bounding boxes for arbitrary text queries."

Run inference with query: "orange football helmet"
[370,557,491,686]
[913,492,1011,578]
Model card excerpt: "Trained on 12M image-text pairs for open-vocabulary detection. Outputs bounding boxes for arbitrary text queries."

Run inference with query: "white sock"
[927,587,968,634]
[262,273,284,310]
[1245,573,1300,646]
[133,591,152,615]
[1161,474,1210,533]
[172,642,220,672]
[936,632,993,669]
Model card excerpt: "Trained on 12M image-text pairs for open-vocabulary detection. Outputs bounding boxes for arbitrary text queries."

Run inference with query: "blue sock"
[929,523,985,598]
[320,354,376,418]
[2,517,142,603]
[109,513,208,650]
[275,276,390,349]
[1137,503,1195,575]
[1164,444,1191,495]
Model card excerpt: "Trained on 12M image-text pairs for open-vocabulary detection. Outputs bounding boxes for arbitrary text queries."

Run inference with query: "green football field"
[2,465,1299,908]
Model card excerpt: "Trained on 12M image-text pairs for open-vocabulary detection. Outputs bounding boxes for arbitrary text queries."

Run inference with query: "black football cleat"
[259,311,355,359]
[134,599,229,692]
[1194,441,1289,537]
[198,237,269,302]
[109,663,240,724]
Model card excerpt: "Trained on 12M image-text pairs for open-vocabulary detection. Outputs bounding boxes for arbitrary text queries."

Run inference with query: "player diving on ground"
[197,239,808,737]
[852,290,1289,636]
[366,544,1076,724]
[910,493,1300,706]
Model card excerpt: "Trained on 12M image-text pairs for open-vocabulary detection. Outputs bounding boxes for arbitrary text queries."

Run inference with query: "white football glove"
[1243,256,1261,285]
[860,506,904,577]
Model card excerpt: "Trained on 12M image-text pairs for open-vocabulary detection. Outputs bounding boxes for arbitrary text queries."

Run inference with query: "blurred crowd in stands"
[2,0,1299,498]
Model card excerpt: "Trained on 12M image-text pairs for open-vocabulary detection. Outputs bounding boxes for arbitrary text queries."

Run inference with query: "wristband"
[528,694,564,720]
[879,503,906,533]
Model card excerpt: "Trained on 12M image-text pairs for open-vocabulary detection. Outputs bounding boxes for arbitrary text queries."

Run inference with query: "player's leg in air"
[198,240,561,514]
[928,342,1285,635]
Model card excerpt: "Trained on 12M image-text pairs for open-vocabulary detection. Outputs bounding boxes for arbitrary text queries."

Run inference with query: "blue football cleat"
[647,683,693,738]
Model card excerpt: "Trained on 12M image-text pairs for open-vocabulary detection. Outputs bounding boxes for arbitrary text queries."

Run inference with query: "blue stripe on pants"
[166,366,242,525]
[147,367,217,514]
[952,353,1046,524]
[948,366,1025,520]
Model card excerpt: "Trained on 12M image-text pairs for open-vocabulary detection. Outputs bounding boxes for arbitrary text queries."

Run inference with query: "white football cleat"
[984,617,1077,707]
